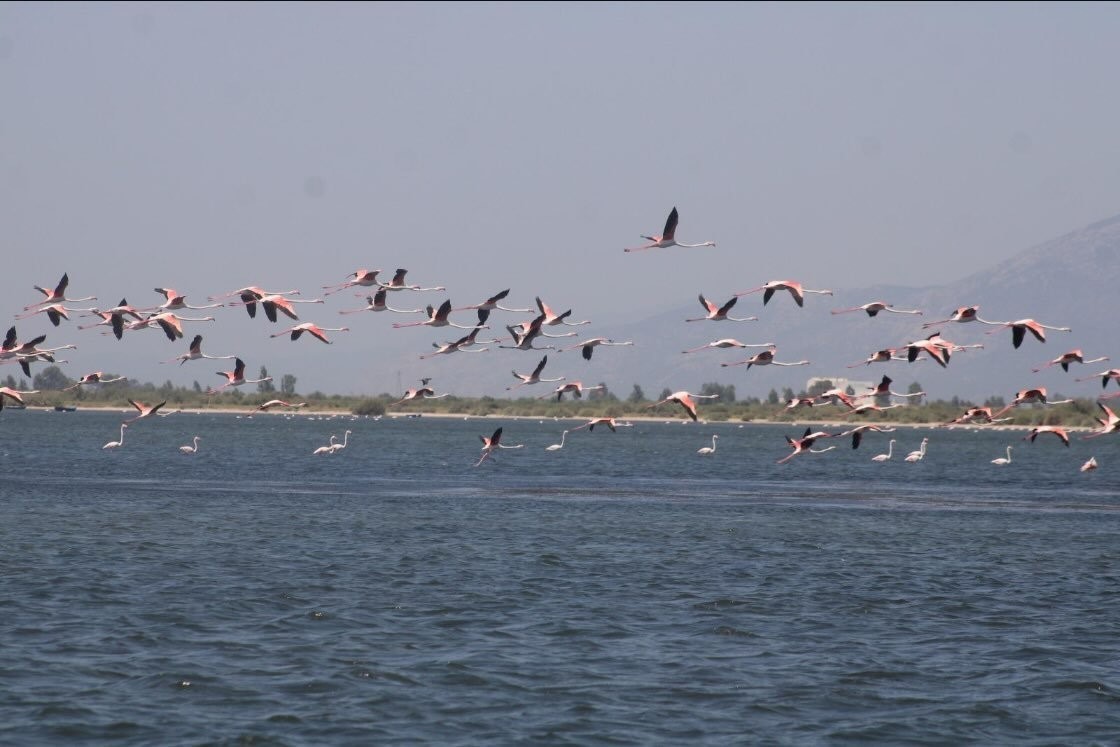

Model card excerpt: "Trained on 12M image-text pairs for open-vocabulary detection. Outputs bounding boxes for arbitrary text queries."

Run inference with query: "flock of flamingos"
[1,206,1118,470]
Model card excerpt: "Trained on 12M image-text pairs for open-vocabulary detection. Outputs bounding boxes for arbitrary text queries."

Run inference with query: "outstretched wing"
[662,207,679,240]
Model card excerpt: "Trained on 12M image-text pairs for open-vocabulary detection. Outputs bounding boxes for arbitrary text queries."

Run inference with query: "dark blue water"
[2,409,1118,745]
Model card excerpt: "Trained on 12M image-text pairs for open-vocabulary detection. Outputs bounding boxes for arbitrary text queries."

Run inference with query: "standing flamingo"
[624,207,716,252]
[313,435,339,455]
[985,318,1071,348]
[831,301,922,317]
[545,431,569,451]
[644,391,719,422]
[991,446,1013,465]
[685,295,757,323]
[328,430,352,453]
[179,436,202,454]
[270,322,350,344]
[508,355,564,390]
[904,438,929,462]
[871,439,896,462]
[735,280,833,308]
[103,423,127,450]
[697,435,719,455]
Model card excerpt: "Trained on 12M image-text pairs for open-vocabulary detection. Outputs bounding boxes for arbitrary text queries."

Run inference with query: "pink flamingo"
[420,329,493,359]
[1082,402,1120,439]
[161,335,236,365]
[379,268,445,293]
[855,375,924,403]
[992,387,1074,419]
[15,303,96,327]
[561,337,634,361]
[921,305,1004,328]
[777,427,836,464]
[624,207,716,252]
[685,295,757,323]
[683,338,776,354]
[644,391,720,422]
[339,288,424,315]
[535,297,590,327]
[130,312,216,341]
[736,280,833,308]
[721,348,810,369]
[538,381,606,402]
[209,286,302,319]
[944,407,1013,426]
[24,272,96,310]
[322,269,382,296]
[390,387,450,407]
[0,386,39,412]
[836,424,897,449]
[507,355,564,390]
[985,318,1071,348]
[1032,349,1109,373]
[1024,426,1071,447]
[270,322,350,344]
[454,289,534,314]
[1074,368,1120,389]
[210,358,272,394]
[149,288,223,311]
[64,372,127,391]
[123,398,166,424]
[475,426,524,466]
[256,399,307,412]
[847,348,915,368]
[392,300,487,331]
[831,300,922,317]
[569,417,630,433]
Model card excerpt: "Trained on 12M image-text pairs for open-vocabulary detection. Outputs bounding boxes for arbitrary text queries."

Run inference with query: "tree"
[588,382,616,401]
[700,382,735,402]
[781,387,795,402]
[908,381,923,394]
[32,365,73,391]
[658,387,673,401]
[281,374,297,395]
[3,375,16,389]
[807,379,834,398]
[628,384,646,403]
[193,381,202,393]
[258,366,276,393]
[767,389,779,405]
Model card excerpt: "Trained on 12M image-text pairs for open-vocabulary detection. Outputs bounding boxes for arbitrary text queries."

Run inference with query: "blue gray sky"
[3,2,1120,396]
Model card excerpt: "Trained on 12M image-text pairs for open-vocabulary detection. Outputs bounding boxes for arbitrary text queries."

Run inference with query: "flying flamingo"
[124,398,166,424]
[944,407,1013,426]
[15,303,96,327]
[419,328,493,359]
[985,318,1071,348]
[475,426,524,466]
[991,446,1013,465]
[545,431,569,451]
[149,288,223,311]
[539,381,605,401]
[132,311,216,341]
[379,268,446,293]
[1081,456,1099,472]
[904,438,929,462]
[644,391,719,422]
[535,297,590,327]
[322,269,382,296]
[992,387,1074,418]
[390,387,450,406]
[210,358,272,394]
[900,335,950,368]
[1083,402,1120,440]
[831,301,923,317]
[697,434,719,455]
[855,375,925,404]
[921,305,1004,328]
[683,338,777,354]
[1032,350,1109,373]
[454,289,534,314]
[77,299,144,340]
[1074,368,1120,389]
[65,372,128,391]
[569,417,630,433]
[1024,426,1071,447]
[721,348,810,369]
[685,295,757,323]
[233,294,325,323]
[847,348,917,368]
[561,337,635,361]
[500,315,573,352]
[339,288,424,315]
[102,423,127,450]
[208,286,302,319]
[393,300,487,330]
[777,428,836,464]
[624,207,716,252]
[735,280,833,308]
[179,436,202,455]
[784,397,819,411]
[24,272,96,310]
[508,355,564,390]
[270,322,350,344]
[814,388,857,409]
[845,402,904,417]
[255,399,307,412]
[313,435,339,455]
[162,335,237,365]
[0,386,38,412]
[871,439,896,462]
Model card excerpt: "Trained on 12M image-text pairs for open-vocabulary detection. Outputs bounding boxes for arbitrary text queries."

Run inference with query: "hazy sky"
[3,2,1120,396]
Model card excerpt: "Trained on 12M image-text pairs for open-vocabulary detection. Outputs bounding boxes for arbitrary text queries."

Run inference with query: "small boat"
[54,405,77,412]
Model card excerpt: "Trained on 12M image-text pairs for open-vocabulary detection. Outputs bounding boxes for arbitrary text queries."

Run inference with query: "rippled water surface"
[2,409,1119,745]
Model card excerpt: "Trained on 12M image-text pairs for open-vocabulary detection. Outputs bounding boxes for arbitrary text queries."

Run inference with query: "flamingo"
[24,272,96,310]
[539,381,606,401]
[1024,426,1071,447]
[1081,457,1099,472]
[645,391,719,422]
[1083,402,1120,440]
[378,268,446,293]
[508,355,564,390]
[784,397,819,411]
[831,301,923,317]
[545,430,569,451]
[921,305,1004,328]
[149,288,223,311]
[270,322,350,344]
[102,423,127,450]
[208,286,302,319]
[124,398,166,424]
[131,312,216,341]
[944,407,1013,426]
[904,438,929,462]
[179,436,202,454]
[64,372,128,391]
[162,335,237,366]
[1074,368,1120,389]
[328,430,352,453]
[871,439,896,462]
[735,280,833,308]
[393,300,487,331]
[501,315,571,352]
[847,348,916,368]
[390,387,450,407]
[322,269,382,296]
[569,417,629,433]
[991,446,1013,465]
[313,435,339,455]
[855,375,925,404]
[535,297,590,327]
[985,318,1071,348]
[814,388,857,409]
[15,303,96,327]
[419,328,493,359]
[0,386,38,412]
[624,207,716,252]
[475,426,524,466]
[210,358,272,394]
[1032,350,1109,373]
[339,288,424,315]
[845,402,904,416]
[900,334,950,368]
[777,427,836,464]
[992,387,1074,418]
[77,299,144,340]
[256,399,307,412]
[454,289,534,314]
[721,348,810,369]
[697,434,719,455]
[683,338,776,354]
[685,295,758,323]
[561,337,634,361]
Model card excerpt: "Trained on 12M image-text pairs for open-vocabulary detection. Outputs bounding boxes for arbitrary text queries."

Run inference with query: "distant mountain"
[432,213,1120,404]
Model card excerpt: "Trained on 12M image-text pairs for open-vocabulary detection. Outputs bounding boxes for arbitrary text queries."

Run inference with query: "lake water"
[2,409,1118,745]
